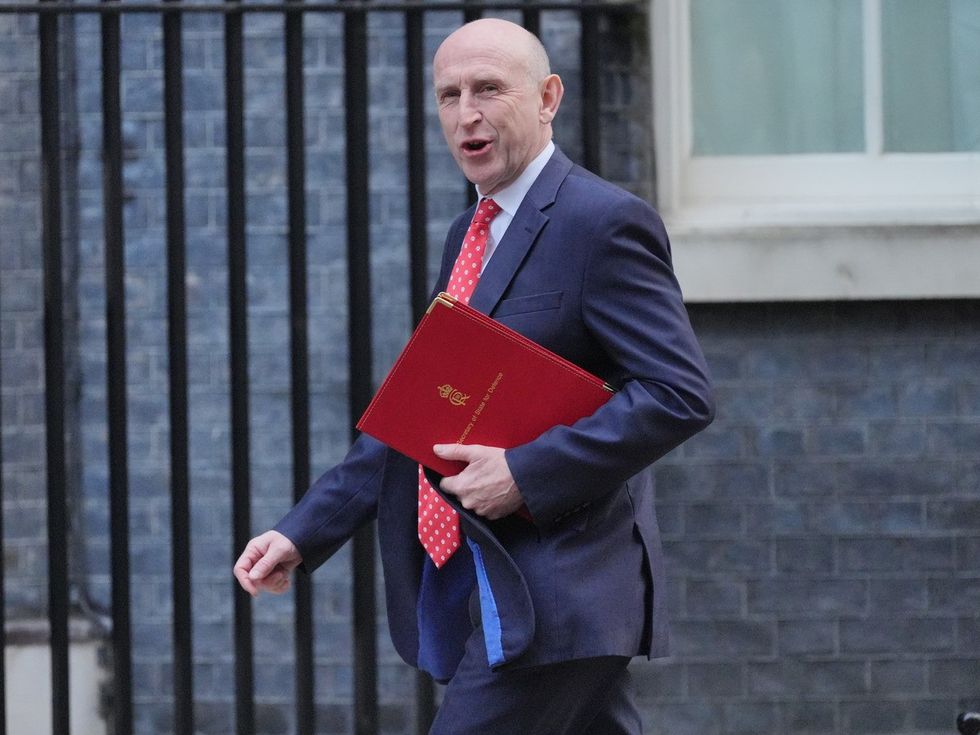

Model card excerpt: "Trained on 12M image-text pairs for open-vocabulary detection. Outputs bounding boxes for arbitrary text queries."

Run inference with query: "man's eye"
[480,84,498,94]
[440,91,459,104]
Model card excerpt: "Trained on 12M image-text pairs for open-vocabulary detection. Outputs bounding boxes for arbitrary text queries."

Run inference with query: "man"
[234,18,714,733]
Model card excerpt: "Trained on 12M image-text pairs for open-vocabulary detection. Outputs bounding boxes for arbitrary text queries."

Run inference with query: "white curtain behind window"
[691,0,864,155]
[690,0,980,156]
[882,0,980,152]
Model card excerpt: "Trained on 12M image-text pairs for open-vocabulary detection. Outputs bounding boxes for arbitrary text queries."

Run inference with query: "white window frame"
[651,0,980,301]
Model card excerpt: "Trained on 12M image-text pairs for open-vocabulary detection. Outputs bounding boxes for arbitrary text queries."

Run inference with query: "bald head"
[435,19,551,85]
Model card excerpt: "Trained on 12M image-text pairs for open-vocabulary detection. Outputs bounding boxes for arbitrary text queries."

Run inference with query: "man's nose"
[458,91,482,126]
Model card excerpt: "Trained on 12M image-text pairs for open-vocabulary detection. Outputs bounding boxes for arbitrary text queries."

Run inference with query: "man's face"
[433,35,548,196]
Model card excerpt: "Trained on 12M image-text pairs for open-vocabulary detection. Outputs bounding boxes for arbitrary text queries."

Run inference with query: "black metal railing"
[0,1,643,734]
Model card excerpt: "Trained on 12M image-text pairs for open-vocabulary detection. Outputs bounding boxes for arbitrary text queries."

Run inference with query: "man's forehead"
[434,60,512,87]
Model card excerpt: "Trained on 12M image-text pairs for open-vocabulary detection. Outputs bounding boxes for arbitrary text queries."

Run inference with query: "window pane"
[690,0,864,155]
[882,0,980,152]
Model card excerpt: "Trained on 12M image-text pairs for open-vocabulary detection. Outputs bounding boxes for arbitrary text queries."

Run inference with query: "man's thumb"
[433,443,468,461]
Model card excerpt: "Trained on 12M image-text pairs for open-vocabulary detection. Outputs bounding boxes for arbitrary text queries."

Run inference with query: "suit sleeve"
[504,195,715,529]
[274,434,387,572]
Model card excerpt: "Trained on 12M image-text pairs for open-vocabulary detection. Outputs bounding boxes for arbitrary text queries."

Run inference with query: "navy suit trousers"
[430,617,642,735]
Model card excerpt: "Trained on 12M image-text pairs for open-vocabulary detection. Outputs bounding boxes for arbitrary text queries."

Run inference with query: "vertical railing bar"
[0,271,7,735]
[405,8,436,732]
[579,7,601,175]
[343,5,378,735]
[225,2,254,733]
[405,8,429,320]
[283,2,315,734]
[101,5,134,733]
[39,5,71,733]
[462,1,480,24]
[162,0,194,731]
[522,2,540,37]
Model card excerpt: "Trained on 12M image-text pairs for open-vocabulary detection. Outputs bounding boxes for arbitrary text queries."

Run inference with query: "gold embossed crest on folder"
[437,384,469,407]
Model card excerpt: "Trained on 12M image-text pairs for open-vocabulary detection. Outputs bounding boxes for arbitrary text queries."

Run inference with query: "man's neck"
[475,140,555,212]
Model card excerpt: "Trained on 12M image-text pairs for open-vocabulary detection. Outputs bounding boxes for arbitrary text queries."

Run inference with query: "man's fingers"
[233,530,301,597]
[233,544,264,596]
[255,568,287,590]
[234,569,258,597]
[248,553,277,581]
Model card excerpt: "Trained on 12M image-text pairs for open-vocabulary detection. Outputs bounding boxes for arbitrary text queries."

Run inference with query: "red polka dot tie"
[418,198,502,568]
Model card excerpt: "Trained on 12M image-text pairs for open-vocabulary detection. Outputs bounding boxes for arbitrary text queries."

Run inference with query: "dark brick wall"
[636,301,980,735]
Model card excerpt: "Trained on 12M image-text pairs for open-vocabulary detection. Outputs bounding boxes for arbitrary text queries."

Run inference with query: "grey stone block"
[898,381,959,417]
[927,421,980,455]
[782,701,837,733]
[724,701,779,735]
[840,618,956,654]
[670,620,774,658]
[809,501,923,534]
[926,342,980,379]
[911,699,962,733]
[928,501,980,531]
[748,660,866,698]
[777,620,836,656]
[752,425,806,457]
[868,422,926,456]
[774,461,838,497]
[683,425,743,459]
[686,579,743,617]
[841,701,906,734]
[645,703,724,735]
[776,537,834,574]
[836,381,898,419]
[870,660,926,694]
[684,502,744,537]
[957,617,980,649]
[688,662,743,696]
[928,578,980,614]
[655,502,683,536]
[745,500,807,536]
[748,578,867,616]
[838,460,958,496]
[839,537,954,573]
[665,539,772,575]
[929,659,980,694]
[656,462,768,501]
[809,425,866,455]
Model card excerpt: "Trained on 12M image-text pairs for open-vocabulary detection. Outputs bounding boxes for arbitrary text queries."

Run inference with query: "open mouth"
[462,139,491,153]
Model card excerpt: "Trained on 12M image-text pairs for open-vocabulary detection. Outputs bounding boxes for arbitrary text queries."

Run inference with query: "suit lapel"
[469,147,574,316]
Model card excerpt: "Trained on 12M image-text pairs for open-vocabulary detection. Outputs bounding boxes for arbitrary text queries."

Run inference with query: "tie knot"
[473,198,501,225]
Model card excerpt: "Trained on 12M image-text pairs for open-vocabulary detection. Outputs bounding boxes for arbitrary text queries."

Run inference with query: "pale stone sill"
[668,220,980,303]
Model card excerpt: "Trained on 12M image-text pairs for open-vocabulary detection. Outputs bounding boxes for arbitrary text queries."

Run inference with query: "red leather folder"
[356,293,614,477]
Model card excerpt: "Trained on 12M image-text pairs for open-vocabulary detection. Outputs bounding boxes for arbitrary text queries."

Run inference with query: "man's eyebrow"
[471,74,506,87]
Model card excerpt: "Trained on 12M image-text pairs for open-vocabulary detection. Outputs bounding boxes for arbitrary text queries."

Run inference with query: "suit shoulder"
[561,166,662,219]
[558,166,667,241]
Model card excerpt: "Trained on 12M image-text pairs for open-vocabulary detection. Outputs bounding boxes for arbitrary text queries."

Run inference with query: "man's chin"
[458,164,502,195]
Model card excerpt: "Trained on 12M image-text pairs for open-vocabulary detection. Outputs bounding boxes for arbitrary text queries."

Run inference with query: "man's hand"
[233,530,302,598]
[433,444,524,520]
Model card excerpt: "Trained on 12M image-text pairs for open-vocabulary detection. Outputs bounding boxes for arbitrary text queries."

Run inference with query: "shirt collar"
[475,140,555,218]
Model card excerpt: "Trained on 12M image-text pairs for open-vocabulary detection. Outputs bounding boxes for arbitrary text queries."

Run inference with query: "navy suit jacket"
[276,146,714,675]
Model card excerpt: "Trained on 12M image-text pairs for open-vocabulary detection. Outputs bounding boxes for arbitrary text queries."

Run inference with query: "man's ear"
[538,74,564,124]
